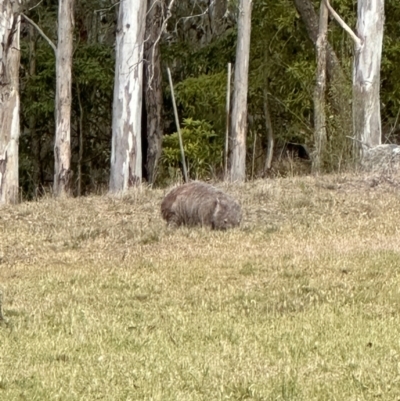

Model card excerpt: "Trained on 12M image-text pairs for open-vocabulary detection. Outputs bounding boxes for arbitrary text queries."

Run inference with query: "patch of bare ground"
[1,172,400,400]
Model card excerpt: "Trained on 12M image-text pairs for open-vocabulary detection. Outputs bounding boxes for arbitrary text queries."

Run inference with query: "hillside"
[1,173,400,400]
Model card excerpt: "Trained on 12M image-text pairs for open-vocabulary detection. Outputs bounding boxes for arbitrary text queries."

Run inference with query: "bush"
[161,118,223,181]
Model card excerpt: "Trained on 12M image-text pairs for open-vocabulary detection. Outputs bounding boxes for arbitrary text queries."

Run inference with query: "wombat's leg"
[210,198,220,230]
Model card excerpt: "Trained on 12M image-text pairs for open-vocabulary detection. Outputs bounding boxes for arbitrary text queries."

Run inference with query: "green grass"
[1,174,400,400]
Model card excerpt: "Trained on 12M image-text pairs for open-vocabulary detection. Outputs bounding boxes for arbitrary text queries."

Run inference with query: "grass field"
[1,174,400,400]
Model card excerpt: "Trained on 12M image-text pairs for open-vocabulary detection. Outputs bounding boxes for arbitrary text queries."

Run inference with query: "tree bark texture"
[0,1,21,204]
[209,0,229,39]
[312,1,328,172]
[353,0,384,151]
[54,0,74,197]
[28,24,43,193]
[295,0,352,151]
[143,0,163,185]
[293,0,343,82]
[224,62,232,180]
[110,1,147,192]
[181,0,229,46]
[263,87,274,172]
[229,0,252,182]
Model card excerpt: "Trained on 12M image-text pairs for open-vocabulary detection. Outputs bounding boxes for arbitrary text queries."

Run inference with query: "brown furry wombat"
[161,181,242,230]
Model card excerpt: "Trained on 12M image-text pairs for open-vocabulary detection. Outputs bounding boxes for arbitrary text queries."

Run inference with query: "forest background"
[18,0,400,198]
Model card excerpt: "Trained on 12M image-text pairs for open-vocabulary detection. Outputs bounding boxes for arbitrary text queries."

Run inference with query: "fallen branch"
[324,0,362,49]
[21,13,56,54]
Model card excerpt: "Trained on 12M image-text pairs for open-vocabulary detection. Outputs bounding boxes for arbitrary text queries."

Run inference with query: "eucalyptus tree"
[229,0,252,182]
[27,24,41,192]
[312,1,328,172]
[54,0,75,197]
[110,1,147,192]
[143,0,164,185]
[21,0,74,197]
[325,0,384,152]
[293,0,344,82]
[294,0,350,171]
[352,0,384,150]
[0,0,21,204]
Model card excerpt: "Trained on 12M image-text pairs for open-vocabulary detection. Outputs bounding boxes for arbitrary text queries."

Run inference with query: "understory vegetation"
[1,173,400,400]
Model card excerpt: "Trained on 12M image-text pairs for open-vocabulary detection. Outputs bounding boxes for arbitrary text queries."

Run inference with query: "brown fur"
[161,181,242,230]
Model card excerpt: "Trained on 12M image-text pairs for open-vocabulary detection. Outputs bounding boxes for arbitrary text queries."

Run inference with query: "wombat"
[161,181,242,230]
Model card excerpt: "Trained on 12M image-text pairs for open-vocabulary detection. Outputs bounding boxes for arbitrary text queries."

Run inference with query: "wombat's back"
[161,181,241,229]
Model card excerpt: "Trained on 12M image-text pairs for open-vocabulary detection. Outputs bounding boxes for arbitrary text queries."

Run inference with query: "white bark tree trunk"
[54,0,74,197]
[229,0,252,182]
[312,0,328,172]
[110,1,147,192]
[0,1,21,204]
[353,0,384,152]
[324,0,384,158]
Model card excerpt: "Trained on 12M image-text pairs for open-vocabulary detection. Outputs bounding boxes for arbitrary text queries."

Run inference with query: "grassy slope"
[1,174,400,400]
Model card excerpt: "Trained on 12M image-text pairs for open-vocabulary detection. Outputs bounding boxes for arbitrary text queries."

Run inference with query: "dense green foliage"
[161,118,222,181]
[18,0,400,196]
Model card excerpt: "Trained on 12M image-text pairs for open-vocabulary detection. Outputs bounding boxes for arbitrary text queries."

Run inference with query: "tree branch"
[146,0,177,89]
[174,0,216,33]
[21,13,57,54]
[324,0,362,49]
[93,1,121,15]
[346,136,370,149]
[29,0,44,12]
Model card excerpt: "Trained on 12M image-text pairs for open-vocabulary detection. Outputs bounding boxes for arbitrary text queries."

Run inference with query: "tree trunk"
[294,0,351,142]
[209,0,229,38]
[293,0,344,82]
[312,0,328,172]
[54,0,74,197]
[353,0,384,152]
[110,1,147,192]
[0,1,21,205]
[143,0,163,185]
[224,62,232,180]
[229,0,252,182]
[77,82,84,196]
[29,24,43,194]
[263,87,274,172]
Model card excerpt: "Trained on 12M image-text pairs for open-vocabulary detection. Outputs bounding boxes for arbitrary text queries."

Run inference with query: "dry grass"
[1,173,400,400]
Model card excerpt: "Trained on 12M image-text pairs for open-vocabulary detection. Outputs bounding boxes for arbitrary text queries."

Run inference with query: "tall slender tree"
[143,0,164,185]
[0,0,21,204]
[312,0,328,172]
[263,86,274,172]
[293,0,344,82]
[324,0,384,153]
[110,1,147,192]
[54,0,75,197]
[28,24,42,193]
[352,0,384,150]
[294,0,352,138]
[229,0,252,182]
